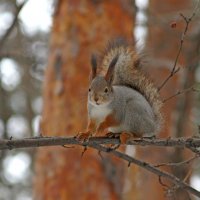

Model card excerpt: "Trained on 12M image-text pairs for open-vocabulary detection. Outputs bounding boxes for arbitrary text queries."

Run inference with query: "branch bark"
[89,143,200,198]
[1,136,200,150]
[1,136,200,197]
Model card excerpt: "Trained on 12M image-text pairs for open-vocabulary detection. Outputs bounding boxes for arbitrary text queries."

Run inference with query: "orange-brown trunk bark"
[34,1,135,199]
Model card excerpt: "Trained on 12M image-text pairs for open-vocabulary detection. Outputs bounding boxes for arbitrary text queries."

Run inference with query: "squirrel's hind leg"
[120,132,142,144]
[105,131,141,144]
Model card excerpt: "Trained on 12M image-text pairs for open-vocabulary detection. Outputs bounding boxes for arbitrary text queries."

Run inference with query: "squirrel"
[78,39,163,143]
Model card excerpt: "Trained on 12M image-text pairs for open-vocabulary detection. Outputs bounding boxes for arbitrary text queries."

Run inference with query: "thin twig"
[183,168,193,182]
[154,155,198,168]
[158,4,198,91]
[81,146,87,157]
[159,175,170,189]
[0,1,27,50]
[163,86,199,103]
[88,143,200,198]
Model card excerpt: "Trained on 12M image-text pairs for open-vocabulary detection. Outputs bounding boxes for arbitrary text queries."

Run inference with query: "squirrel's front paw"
[75,131,92,142]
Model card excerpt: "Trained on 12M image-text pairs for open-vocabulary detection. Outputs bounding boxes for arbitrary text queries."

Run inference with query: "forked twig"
[158,2,199,91]
[88,143,200,198]
[1,136,200,197]
[154,155,198,168]
[163,86,199,103]
[0,1,28,50]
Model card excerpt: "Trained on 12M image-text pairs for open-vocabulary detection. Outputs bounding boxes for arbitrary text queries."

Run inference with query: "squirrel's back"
[98,39,163,132]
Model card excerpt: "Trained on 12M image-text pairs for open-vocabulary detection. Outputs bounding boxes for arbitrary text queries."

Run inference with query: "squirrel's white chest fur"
[90,104,112,124]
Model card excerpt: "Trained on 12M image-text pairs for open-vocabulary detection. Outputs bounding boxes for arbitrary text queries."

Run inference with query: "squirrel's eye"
[104,87,108,93]
[88,88,91,92]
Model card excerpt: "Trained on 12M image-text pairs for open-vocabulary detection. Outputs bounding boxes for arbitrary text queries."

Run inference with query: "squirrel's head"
[88,54,119,106]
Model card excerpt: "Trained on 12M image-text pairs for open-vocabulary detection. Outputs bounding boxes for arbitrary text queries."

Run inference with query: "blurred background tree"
[0,0,200,200]
[0,0,54,199]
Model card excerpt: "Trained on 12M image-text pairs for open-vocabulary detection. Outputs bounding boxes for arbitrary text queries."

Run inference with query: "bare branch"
[2,136,200,150]
[163,86,199,103]
[158,3,198,91]
[154,155,198,168]
[88,143,200,198]
[0,1,27,50]
[1,136,200,197]
[159,175,170,189]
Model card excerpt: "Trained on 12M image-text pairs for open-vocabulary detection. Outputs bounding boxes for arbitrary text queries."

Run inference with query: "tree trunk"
[33,1,135,199]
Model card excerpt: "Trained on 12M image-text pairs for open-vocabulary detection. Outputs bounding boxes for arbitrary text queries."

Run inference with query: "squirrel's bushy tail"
[100,40,163,132]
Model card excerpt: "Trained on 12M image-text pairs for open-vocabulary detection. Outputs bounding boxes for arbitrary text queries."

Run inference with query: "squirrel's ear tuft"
[90,54,97,79]
[105,54,119,85]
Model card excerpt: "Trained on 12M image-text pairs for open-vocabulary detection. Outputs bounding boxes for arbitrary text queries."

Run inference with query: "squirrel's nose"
[94,97,99,102]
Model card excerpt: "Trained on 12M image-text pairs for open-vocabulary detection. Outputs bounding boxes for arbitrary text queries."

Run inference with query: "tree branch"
[0,1,27,50]
[158,3,198,91]
[163,85,199,103]
[1,136,200,198]
[154,155,198,168]
[88,143,200,198]
[2,136,200,150]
